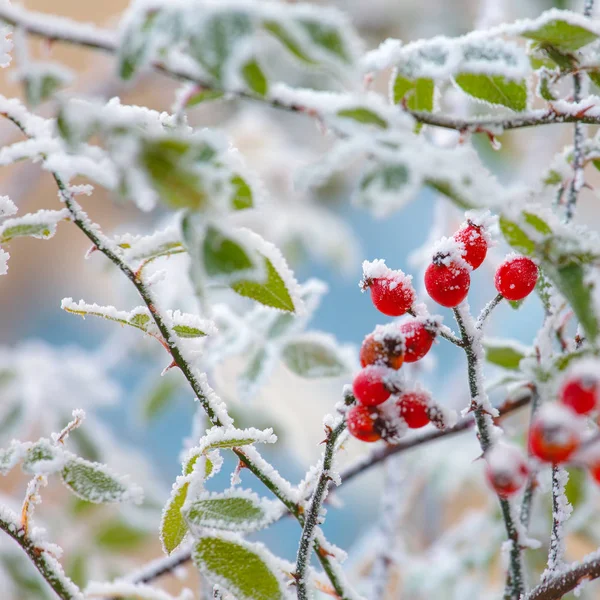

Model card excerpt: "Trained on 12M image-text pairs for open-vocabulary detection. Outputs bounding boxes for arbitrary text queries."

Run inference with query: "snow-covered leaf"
[454,73,527,111]
[161,480,190,555]
[22,439,66,475]
[61,456,143,504]
[230,174,254,211]
[117,10,160,80]
[483,339,528,371]
[185,89,226,107]
[0,441,24,476]
[392,75,434,112]
[185,489,278,532]
[203,225,260,280]
[281,333,351,378]
[0,209,69,243]
[192,534,287,600]
[499,216,536,255]
[521,17,598,52]
[21,63,73,107]
[564,467,586,508]
[336,107,388,129]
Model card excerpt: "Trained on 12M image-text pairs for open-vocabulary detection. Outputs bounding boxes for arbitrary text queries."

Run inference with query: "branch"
[519,387,541,530]
[295,417,347,599]
[4,4,600,134]
[453,303,525,600]
[526,552,600,600]
[545,467,571,577]
[476,293,504,330]
[0,510,82,600]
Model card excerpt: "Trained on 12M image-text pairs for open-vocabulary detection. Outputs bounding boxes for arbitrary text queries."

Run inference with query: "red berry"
[560,376,599,415]
[529,405,581,464]
[352,366,392,407]
[424,261,470,308]
[367,276,415,317]
[360,332,404,370]
[484,443,529,498]
[346,405,382,442]
[495,256,538,301]
[588,459,600,485]
[397,320,435,363]
[397,391,431,428]
[454,223,488,270]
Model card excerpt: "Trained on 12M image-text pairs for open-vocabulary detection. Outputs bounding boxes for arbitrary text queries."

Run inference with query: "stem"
[295,418,347,600]
[3,4,600,134]
[407,308,463,346]
[476,293,504,330]
[452,304,525,599]
[545,466,571,578]
[519,388,541,530]
[0,511,82,600]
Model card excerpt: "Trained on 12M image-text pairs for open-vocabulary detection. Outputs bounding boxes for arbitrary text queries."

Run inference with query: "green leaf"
[22,439,64,474]
[185,89,226,107]
[0,223,54,243]
[360,163,409,195]
[336,108,388,129]
[66,553,87,589]
[160,481,189,554]
[172,324,208,338]
[484,340,528,370]
[24,72,67,108]
[262,20,315,65]
[543,169,563,186]
[240,347,270,388]
[232,258,296,312]
[538,74,557,102]
[392,76,434,112]
[141,138,214,210]
[521,18,598,52]
[499,216,536,255]
[589,71,600,89]
[192,536,285,600]
[523,211,553,236]
[140,375,180,423]
[185,491,273,532]
[281,337,349,378]
[553,348,599,371]
[96,519,148,550]
[231,175,254,211]
[544,261,599,342]
[190,12,253,80]
[203,226,257,278]
[298,19,350,64]
[61,458,141,504]
[454,73,527,111]
[241,59,268,96]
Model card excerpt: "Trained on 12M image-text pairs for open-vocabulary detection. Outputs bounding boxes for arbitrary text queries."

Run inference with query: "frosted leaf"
[483,338,530,371]
[0,440,25,475]
[0,209,70,243]
[0,196,17,218]
[60,455,143,504]
[280,332,355,379]
[161,477,192,555]
[115,226,185,264]
[22,438,68,475]
[12,61,74,107]
[192,532,290,600]
[184,489,282,533]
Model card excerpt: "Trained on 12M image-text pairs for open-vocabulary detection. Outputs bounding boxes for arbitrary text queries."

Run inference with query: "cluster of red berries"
[424,218,539,307]
[348,260,449,442]
[484,372,600,498]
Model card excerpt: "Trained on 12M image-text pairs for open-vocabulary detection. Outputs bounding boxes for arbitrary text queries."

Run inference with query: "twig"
[0,510,82,600]
[295,418,348,599]
[519,387,541,530]
[3,4,600,133]
[545,466,571,578]
[453,303,525,599]
[476,293,504,330]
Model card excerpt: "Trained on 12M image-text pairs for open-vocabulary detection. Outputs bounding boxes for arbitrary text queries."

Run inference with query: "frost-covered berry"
[454,222,488,270]
[398,320,436,363]
[360,259,415,317]
[360,331,404,370]
[424,260,470,308]
[347,405,382,442]
[484,443,529,498]
[352,366,392,407]
[397,391,431,428]
[560,375,599,415]
[494,256,538,301]
[529,404,581,464]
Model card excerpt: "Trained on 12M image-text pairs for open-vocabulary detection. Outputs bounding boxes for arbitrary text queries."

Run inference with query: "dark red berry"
[529,406,580,464]
[397,391,431,428]
[397,320,435,363]
[352,366,392,407]
[360,333,404,370]
[484,444,529,498]
[368,276,415,317]
[454,223,488,270]
[347,405,382,442]
[560,376,599,415]
[424,261,470,308]
[495,256,538,301]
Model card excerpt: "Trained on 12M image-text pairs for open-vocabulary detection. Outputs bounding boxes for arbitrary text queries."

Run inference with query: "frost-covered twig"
[453,303,525,599]
[0,508,83,600]
[545,466,572,577]
[476,293,504,330]
[295,415,348,599]
[520,387,541,530]
[526,551,600,600]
